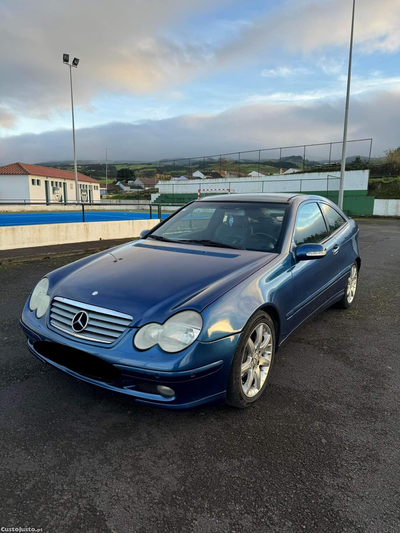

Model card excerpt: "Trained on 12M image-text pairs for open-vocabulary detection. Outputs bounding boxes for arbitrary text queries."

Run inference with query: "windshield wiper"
[147,235,178,243]
[176,239,245,250]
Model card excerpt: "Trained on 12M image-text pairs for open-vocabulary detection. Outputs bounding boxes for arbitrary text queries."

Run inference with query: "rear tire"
[337,262,358,309]
[227,311,275,408]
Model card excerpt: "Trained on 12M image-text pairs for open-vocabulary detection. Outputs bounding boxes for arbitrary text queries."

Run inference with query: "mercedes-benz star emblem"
[72,311,89,332]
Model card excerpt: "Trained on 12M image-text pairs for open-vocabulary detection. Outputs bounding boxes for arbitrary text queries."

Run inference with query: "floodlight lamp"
[63,53,69,63]
[72,58,80,67]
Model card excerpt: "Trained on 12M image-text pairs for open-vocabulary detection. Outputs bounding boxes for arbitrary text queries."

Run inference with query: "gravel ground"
[0,218,399,533]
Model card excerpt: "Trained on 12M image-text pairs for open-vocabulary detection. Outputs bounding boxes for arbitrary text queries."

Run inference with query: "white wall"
[0,175,30,201]
[0,219,159,250]
[157,170,369,195]
[29,176,46,201]
[373,199,400,217]
[42,178,101,203]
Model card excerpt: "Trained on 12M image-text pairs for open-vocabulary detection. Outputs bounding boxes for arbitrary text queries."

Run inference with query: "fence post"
[157,204,161,219]
[82,203,85,222]
[149,204,153,219]
[368,139,373,163]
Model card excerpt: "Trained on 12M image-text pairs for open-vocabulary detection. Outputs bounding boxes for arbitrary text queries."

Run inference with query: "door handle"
[332,244,340,255]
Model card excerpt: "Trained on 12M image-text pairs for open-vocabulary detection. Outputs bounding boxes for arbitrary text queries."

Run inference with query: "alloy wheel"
[241,322,273,398]
[347,264,358,304]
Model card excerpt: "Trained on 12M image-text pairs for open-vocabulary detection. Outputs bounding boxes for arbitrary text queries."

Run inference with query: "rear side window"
[320,203,346,233]
[294,202,329,245]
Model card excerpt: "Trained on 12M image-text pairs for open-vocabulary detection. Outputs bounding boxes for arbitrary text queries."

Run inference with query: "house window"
[31,179,35,186]
[37,179,41,186]
[70,184,73,189]
[51,181,54,186]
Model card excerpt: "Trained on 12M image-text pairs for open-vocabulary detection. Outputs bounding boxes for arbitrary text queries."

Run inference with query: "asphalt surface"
[0,218,399,533]
[0,238,134,264]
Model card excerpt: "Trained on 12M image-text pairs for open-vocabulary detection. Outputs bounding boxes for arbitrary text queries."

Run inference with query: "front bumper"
[20,309,241,409]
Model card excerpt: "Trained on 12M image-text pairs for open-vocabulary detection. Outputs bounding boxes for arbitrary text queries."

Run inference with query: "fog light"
[157,385,175,398]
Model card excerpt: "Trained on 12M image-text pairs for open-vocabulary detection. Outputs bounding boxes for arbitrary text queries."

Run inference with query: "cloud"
[0,108,16,129]
[0,88,398,165]
[317,57,345,75]
[261,67,311,77]
[218,0,400,64]
[247,75,400,105]
[0,0,223,118]
[1,0,399,130]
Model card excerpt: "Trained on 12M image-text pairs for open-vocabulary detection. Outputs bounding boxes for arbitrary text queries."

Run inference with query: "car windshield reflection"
[148,201,288,253]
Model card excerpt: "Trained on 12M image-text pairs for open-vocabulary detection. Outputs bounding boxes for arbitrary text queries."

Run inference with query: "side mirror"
[295,243,326,261]
[140,229,150,239]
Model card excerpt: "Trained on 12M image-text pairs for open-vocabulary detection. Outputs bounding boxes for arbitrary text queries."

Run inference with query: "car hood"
[53,240,276,326]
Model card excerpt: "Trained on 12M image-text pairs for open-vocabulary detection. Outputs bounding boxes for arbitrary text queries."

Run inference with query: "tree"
[383,147,400,176]
[117,168,135,180]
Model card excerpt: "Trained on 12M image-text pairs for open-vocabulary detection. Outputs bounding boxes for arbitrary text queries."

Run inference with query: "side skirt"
[278,289,345,349]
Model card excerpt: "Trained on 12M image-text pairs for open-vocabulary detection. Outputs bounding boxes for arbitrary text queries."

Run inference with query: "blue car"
[21,194,360,409]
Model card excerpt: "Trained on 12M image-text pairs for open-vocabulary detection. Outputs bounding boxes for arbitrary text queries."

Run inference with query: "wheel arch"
[258,304,281,349]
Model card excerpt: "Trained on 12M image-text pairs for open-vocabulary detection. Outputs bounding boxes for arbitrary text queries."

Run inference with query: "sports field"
[0,211,169,227]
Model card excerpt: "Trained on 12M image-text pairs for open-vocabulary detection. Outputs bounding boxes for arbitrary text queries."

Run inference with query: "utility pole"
[338,0,356,210]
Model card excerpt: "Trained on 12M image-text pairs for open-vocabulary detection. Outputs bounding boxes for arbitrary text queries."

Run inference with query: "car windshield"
[148,201,288,253]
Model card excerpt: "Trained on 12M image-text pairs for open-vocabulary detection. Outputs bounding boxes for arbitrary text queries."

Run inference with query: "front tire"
[227,311,275,408]
[337,262,358,309]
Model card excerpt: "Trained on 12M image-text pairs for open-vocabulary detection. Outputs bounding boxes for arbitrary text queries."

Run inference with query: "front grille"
[49,296,133,344]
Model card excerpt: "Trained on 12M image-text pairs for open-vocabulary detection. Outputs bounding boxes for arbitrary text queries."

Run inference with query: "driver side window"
[294,203,329,245]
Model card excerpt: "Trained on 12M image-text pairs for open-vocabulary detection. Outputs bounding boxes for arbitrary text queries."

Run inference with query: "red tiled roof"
[0,162,99,184]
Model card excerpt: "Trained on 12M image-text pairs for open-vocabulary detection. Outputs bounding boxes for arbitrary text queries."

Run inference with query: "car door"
[319,202,352,291]
[287,201,337,331]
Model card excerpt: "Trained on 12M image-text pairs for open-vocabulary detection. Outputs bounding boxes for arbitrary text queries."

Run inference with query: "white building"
[248,171,267,177]
[0,162,101,203]
[192,170,206,179]
[282,168,302,175]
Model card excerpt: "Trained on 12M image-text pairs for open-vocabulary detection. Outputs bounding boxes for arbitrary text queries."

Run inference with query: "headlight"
[29,278,50,318]
[134,311,202,353]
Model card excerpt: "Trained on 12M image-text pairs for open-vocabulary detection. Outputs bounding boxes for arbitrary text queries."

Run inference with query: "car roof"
[197,193,321,204]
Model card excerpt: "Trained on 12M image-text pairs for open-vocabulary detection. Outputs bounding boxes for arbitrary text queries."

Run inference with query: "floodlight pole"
[68,65,79,203]
[338,0,356,210]
[64,56,80,203]
[105,148,108,194]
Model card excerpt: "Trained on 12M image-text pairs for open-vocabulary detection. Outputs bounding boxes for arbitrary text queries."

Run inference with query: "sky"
[0,0,399,164]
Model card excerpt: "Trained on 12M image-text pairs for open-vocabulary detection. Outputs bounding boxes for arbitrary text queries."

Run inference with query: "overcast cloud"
[0,0,399,162]
[0,89,398,165]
